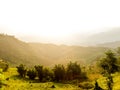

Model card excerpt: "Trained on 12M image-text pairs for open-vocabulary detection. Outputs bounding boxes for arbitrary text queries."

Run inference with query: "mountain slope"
[97,41,120,48]
[0,34,43,66]
[85,28,120,45]
[29,43,108,65]
[0,34,108,66]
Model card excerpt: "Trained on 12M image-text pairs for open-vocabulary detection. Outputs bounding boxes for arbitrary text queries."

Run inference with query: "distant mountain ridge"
[19,28,120,46]
[97,41,120,48]
[0,34,108,66]
[85,28,120,46]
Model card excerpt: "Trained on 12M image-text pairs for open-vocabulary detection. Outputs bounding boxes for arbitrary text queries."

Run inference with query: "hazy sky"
[0,0,120,44]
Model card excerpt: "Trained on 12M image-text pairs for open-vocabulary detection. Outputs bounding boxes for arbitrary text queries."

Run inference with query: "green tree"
[66,62,81,80]
[35,65,43,81]
[116,47,120,68]
[53,64,65,82]
[27,68,37,80]
[99,50,119,75]
[16,64,27,78]
[42,68,53,82]
[98,50,119,90]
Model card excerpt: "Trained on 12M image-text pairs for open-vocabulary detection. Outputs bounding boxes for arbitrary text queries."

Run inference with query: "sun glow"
[1,0,120,44]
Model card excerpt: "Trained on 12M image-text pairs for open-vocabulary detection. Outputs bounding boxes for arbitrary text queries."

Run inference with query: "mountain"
[84,28,120,46]
[0,34,43,66]
[97,41,120,48]
[0,34,108,67]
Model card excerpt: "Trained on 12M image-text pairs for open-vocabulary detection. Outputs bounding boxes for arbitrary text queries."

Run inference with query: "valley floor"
[1,68,81,90]
[1,68,120,90]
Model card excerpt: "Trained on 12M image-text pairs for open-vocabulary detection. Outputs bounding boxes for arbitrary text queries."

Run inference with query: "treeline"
[16,62,87,82]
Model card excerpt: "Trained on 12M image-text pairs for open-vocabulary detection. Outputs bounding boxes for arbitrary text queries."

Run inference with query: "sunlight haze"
[0,0,120,45]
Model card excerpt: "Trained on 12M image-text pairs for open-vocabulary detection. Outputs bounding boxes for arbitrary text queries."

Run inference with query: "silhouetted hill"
[0,34,108,66]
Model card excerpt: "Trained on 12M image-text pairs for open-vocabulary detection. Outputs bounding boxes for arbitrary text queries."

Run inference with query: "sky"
[0,0,120,44]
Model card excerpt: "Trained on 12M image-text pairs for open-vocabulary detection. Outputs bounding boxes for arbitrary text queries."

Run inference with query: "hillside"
[84,28,120,46]
[0,34,42,66]
[0,34,108,66]
[97,41,120,48]
[29,43,108,65]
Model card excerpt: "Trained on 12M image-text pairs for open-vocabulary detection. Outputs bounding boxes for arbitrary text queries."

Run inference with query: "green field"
[1,68,81,90]
[1,68,120,90]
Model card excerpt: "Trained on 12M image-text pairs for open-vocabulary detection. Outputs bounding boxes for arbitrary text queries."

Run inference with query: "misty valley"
[0,34,120,90]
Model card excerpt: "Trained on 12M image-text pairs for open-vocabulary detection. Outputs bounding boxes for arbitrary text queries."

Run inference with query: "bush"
[0,69,4,88]
[0,60,9,72]
[16,64,27,78]
[79,82,94,89]
[94,81,103,90]
[27,68,37,80]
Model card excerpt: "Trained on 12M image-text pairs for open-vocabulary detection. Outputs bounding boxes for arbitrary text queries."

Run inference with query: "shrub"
[0,69,4,88]
[16,64,27,78]
[27,68,37,80]
[79,82,94,89]
[0,60,9,72]
[94,81,103,90]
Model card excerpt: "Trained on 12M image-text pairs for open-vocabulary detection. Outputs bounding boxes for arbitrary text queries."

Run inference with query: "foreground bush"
[0,60,9,72]
[0,69,4,88]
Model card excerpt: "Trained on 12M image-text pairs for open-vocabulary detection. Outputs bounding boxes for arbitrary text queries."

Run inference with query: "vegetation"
[66,62,81,80]
[27,68,37,80]
[0,60,9,72]
[98,50,119,90]
[16,64,27,78]
[1,34,120,89]
[53,64,65,82]
[34,65,44,81]
[99,50,119,75]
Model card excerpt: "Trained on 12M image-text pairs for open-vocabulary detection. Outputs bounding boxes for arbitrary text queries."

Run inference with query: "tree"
[99,50,119,75]
[42,68,53,82]
[98,50,119,90]
[16,64,27,78]
[66,62,81,80]
[35,65,43,81]
[27,68,37,80]
[53,64,65,82]
[116,47,120,69]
